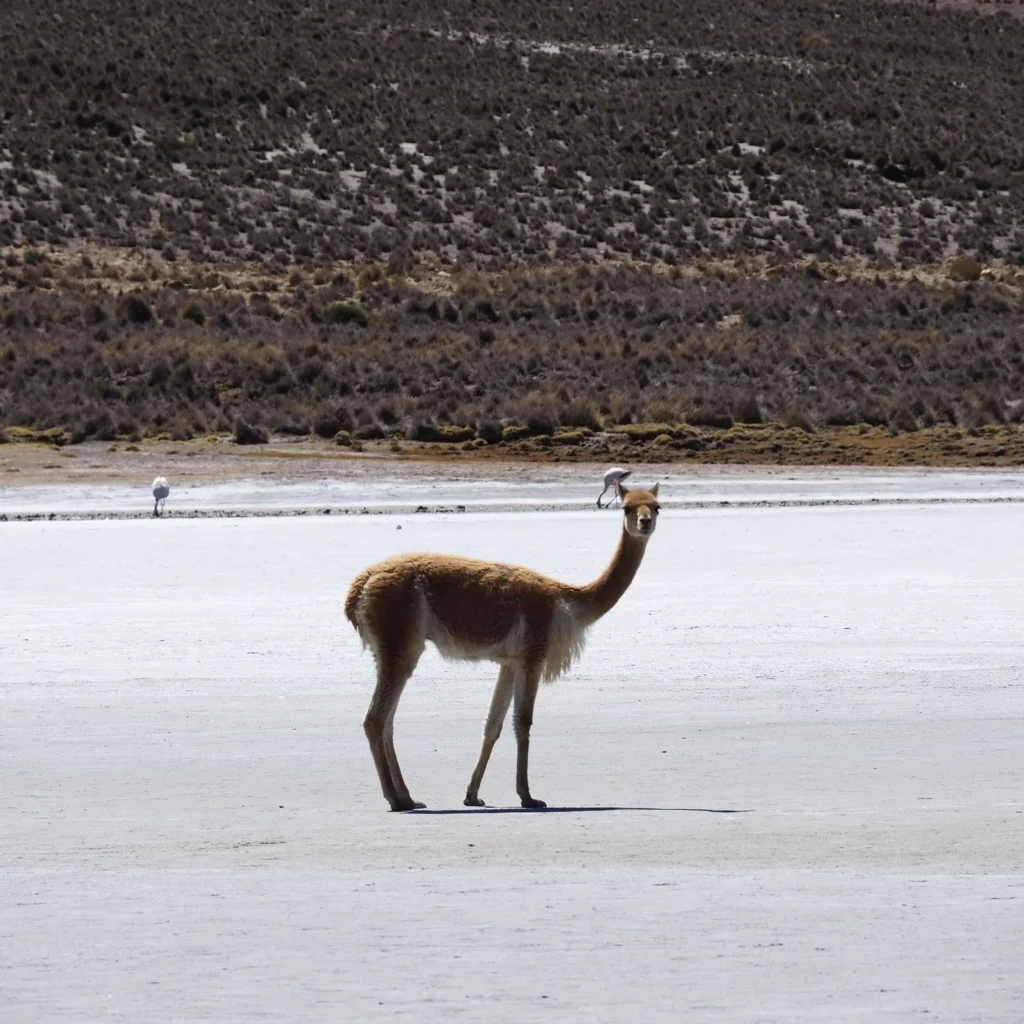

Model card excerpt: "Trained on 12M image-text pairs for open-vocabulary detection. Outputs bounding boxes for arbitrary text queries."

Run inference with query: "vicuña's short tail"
[344,569,372,629]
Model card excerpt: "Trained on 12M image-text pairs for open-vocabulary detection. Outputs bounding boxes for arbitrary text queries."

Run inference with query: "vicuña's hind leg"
[383,708,420,809]
[464,664,515,806]
[363,651,423,811]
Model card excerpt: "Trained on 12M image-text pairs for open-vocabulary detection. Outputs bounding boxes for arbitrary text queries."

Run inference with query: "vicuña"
[345,482,660,810]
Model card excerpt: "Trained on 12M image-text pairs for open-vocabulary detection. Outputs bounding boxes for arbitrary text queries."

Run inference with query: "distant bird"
[596,466,631,508]
[152,476,170,517]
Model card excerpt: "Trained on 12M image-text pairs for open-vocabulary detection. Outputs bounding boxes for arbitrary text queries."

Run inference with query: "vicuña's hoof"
[391,799,426,811]
[463,796,485,807]
[520,797,547,809]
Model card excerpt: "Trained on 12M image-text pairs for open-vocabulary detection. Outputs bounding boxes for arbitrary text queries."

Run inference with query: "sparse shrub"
[148,359,171,386]
[822,402,860,427]
[688,409,734,429]
[334,430,352,446]
[963,392,1006,430]
[525,404,558,437]
[0,427,7,444]
[70,409,116,443]
[733,393,763,424]
[408,421,443,442]
[276,422,311,436]
[467,298,500,323]
[325,302,368,326]
[233,418,268,445]
[352,423,385,440]
[782,407,815,433]
[83,301,107,325]
[117,294,153,325]
[857,396,888,427]
[250,297,280,320]
[313,408,351,438]
[642,399,680,425]
[296,358,323,384]
[181,301,205,325]
[502,425,530,442]
[475,420,503,445]
[560,400,603,431]
[888,405,919,434]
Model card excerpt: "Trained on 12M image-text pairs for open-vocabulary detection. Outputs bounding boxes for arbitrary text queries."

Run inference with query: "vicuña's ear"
[616,480,630,498]
[650,482,660,498]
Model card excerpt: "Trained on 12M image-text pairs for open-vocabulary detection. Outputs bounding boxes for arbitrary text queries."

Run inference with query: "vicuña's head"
[619,483,660,539]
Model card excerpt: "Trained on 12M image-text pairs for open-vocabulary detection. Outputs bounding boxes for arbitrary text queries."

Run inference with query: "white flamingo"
[596,466,631,508]
[152,476,170,517]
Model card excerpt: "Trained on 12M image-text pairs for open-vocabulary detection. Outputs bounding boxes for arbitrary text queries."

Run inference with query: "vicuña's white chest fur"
[541,600,589,681]
[424,598,588,681]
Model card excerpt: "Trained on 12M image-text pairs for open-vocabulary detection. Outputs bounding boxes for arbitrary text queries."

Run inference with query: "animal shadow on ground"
[410,806,752,815]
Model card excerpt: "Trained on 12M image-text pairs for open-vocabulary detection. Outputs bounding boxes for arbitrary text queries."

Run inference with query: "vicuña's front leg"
[513,664,546,809]
[464,665,515,806]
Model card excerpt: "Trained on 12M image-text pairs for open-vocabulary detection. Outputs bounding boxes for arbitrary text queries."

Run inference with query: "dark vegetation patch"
[1,262,1022,441]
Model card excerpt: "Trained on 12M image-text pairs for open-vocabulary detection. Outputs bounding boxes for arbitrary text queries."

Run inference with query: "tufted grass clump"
[609,423,679,442]
[3,426,37,442]
[552,428,592,445]
[438,425,475,442]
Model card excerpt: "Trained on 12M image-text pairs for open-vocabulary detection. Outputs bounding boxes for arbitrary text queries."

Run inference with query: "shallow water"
[3,464,1024,515]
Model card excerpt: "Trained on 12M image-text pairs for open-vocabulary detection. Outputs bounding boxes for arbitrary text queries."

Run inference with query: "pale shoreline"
[3,445,1024,517]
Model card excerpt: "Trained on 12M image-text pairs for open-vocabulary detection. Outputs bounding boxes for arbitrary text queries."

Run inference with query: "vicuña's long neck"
[573,528,649,625]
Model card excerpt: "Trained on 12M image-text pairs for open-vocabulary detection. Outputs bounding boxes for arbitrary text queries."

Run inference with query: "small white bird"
[597,466,631,508]
[152,476,170,517]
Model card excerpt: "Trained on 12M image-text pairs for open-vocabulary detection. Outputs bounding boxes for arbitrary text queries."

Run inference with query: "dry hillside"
[1,0,1022,459]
